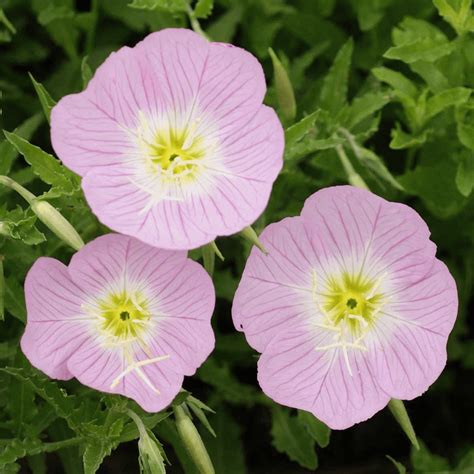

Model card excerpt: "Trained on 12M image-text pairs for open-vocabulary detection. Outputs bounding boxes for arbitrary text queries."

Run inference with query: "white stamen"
[110,354,170,390]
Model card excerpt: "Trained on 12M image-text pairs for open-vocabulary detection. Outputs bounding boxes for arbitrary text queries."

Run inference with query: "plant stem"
[335,145,369,190]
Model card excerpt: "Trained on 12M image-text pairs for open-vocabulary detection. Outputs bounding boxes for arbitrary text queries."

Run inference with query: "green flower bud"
[30,200,84,251]
[174,404,215,474]
[269,48,297,122]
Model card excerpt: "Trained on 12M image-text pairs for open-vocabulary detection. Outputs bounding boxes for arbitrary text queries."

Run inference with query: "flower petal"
[301,186,436,284]
[81,168,215,250]
[233,217,319,353]
[368,259,458,399]
[258,329,390,429]
[21,258,90,379]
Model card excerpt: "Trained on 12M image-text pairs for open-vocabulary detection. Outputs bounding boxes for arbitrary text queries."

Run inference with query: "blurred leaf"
[350,0,392,31]
[399,144,468,217]
[0,8,16,34]
[372,67,418,99]
[297,411,331,448]
[456,151,474,196]
[3,275,26,322]
[0,256,4,321]
[390,125,428,149]
[271,407,318,470]
[385,18,456,63]
[386,455,407,474]
[320,38,353,114]
[456,447,474,470]
[197,359,259,406]
[81,57,93,89]
[425,87,471,119]
[456,101,474,150]
[201,405,246,474]
[411,440,450,473]
[194,0,213,18]
[433,0,473,35]
[128,0,188,12]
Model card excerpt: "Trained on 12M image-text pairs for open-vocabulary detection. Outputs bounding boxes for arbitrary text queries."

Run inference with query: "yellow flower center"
[98,291,150,342]
[312,270,387,376]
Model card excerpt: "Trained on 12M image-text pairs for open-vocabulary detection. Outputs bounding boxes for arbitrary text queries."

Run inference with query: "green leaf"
[297,411,331,448]
[320,38,353,115]
[197,359,259,406]
[390,125,428,149]
[425,87,471,119]
[128,0,189,13]
[186,398,216,437]
[456,101,474,150]
[3,132,79,195]
[384,18,456,63]
[411,440,451,473]
[271,407,318,470]
[456,447,474,470]
[0,256,4,321]
[0,438,43,465]
[385,40,456,64]
[83,443,110,474]
[456,151,474,196]
[355,146,404,190]
[0,114,43,176]
[3,275,26,322]
[201,405,246,474]
[284,110,320,149]
[350,0,392,31]
[0,206,46,245]
[0,8,16,35]
[434,0,473,35]
[409,61,449,94]
[372,67,418,99]
[341,91,389,130]
[28,74,57,123]
[0,367,85,433]
[138,428,167,474]
[194,0,213,18]
[81,57,93,89]
[386,455,407,474]
[399,143,468,217]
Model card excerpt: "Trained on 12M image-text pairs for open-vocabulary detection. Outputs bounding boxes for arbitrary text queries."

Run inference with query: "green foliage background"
[0,0,473,472]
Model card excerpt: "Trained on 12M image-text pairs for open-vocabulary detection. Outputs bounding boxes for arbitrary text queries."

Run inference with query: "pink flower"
[50,29,283,250]
[21,234,215,412]
[232,186,458,429]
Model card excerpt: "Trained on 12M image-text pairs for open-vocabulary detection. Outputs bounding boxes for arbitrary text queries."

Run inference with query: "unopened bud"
[30,200,84,251]
[174,404,215,474]
[268,48,297,122]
